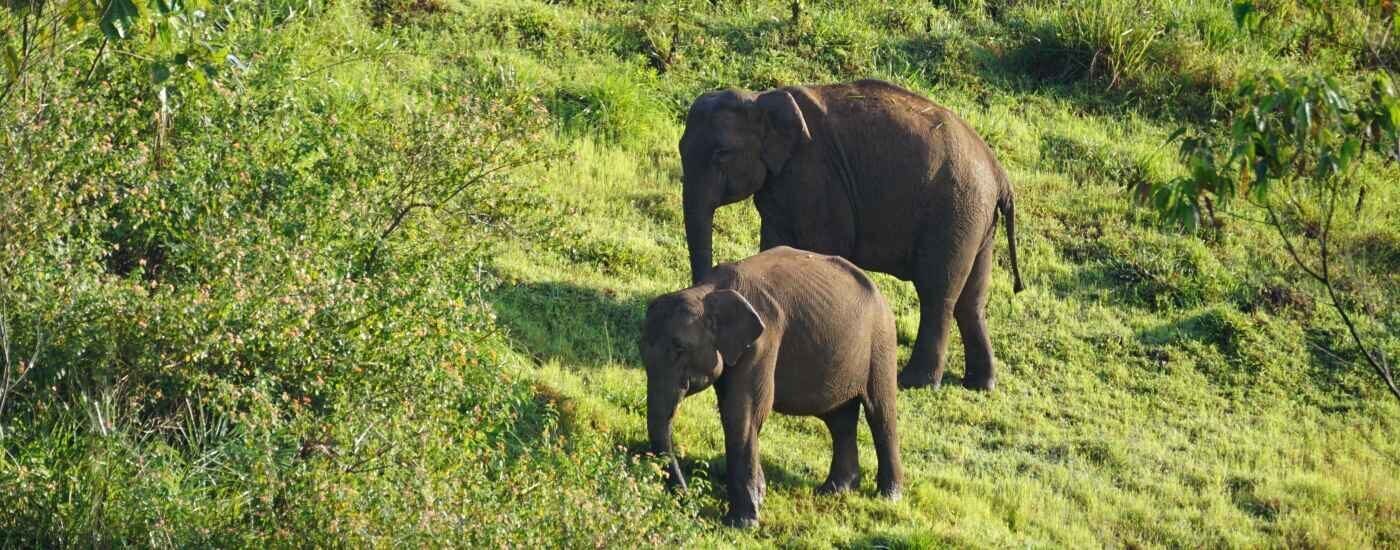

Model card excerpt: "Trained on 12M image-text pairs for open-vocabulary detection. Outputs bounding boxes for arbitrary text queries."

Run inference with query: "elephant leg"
[864,344,903,498]
[899,233,979,390]
[717,372,770,528]
[816,399,861,495]
[956,238,997,390]
[753,418,767,507]
[758,221,793,252]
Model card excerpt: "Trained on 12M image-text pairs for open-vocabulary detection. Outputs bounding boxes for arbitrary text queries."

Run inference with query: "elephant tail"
[997,183,1026,294]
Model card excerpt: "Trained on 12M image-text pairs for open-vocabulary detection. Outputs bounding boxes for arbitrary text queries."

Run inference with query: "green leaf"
[2,44,18,79]
[1323,87,1347,112]
[99,0,141,40]
[209,47,230,66]
[1314,153,1337,180]
[1294,100,1312,142]
[1320,6,1336,34]
[1232,0,1258,30]
[1259,92,1281,115]
[1180,201,1200,233]
[156,20,174,48]
[1340,137,1361,164]
[1250,174,1272,202]
[151,0,183,15]
[1373,73,1396,101]
[150,62,170,84]
[1238,78,1258,98]
[1239,141,1257,169]
[1190,157,1217,184]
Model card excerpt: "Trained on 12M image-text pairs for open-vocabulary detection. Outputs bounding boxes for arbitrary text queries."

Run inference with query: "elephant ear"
[702,289,765,366]
[755,89,812,176]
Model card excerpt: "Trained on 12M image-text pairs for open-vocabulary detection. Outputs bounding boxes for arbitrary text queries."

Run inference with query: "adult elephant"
[678,79,1024,391]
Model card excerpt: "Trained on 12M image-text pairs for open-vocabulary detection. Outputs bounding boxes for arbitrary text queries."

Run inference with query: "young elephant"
[641,246,902,528]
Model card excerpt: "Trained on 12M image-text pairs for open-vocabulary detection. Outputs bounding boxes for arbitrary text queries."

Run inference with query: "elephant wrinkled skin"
[641,246,902,528]
[678,79,1024,391]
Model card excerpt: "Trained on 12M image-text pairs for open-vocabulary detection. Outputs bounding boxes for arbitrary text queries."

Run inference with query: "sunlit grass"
[477,2,1399,544]
[4,0,1397,546]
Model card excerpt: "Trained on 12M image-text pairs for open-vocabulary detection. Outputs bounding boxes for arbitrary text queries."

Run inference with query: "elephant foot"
[961,373,996,391]
[878,484,902,501]
[722,513,759,529]
[815,476,860,496]
[897,367,942,390]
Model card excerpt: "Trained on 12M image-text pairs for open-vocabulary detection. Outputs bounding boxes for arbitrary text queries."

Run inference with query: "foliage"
[1157,72,1399,228]
[2,0,235,119]
[1,0,696,545]
[1153,44,1400,398]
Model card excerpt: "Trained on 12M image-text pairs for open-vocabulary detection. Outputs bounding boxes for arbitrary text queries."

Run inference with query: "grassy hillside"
[3,0,1398,547]
[475,0,1400,546]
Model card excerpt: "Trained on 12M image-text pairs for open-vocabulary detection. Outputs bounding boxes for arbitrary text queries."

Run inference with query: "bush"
[0,0,698,544]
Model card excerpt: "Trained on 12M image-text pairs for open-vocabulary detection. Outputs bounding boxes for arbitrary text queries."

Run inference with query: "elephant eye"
[671,339,688,353]
[711,148,733,163]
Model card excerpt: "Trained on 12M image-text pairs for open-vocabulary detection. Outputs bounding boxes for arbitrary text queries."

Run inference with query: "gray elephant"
[678,79,1024,391]
[641,246,902,528]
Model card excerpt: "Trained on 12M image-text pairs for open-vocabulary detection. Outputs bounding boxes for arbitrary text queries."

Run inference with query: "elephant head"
[678,88,812,284]
[640,288,766,490]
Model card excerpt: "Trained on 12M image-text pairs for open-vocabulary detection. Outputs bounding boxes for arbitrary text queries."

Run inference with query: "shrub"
[0,0,699,544]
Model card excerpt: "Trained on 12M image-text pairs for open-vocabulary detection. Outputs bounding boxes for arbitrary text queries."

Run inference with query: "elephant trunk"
[684,200,714,285]
[647,385,687,491]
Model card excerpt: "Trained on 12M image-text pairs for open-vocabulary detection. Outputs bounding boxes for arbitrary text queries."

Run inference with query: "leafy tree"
[4,0,233,119]
[1149,1,1400,400]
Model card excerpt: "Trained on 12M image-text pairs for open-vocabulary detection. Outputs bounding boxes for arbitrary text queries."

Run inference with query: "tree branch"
[84,36,110,83]
[1316,183,1399,401]
[1263,201,1327,284]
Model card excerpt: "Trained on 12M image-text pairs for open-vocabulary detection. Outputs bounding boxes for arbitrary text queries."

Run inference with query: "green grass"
[467,0,1400,546]
[3,0,1398,546]
[489,122,1400,546]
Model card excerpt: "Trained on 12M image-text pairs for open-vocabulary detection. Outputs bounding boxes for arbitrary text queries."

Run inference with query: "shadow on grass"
[1136,308,1237,351]
[884,14,1221,125]
[1042,225,1205,313]
[838,532,961,549]
[621,439,830,515]
[489,280,649,370]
